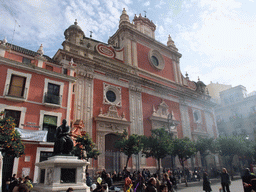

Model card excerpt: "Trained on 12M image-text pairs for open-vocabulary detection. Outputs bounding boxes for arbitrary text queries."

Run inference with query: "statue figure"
[54,119,73,155]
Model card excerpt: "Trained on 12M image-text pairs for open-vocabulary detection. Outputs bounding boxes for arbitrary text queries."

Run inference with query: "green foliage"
[195,137,214,156]
[172,137,196,166]
[195,137,215,170]
[0,112,25,157]
[72,133,100,160]
[216,135,246,157]
[142,128,172,160]
[115,129,143,157]
[115,129,143,168]
[141,128,173,175]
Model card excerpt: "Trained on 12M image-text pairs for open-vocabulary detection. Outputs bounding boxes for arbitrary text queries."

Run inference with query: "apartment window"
[4,69,31,101]
[8,75,26,98]
[22,57,31,64]
[43,79,64,106]
[44,83,60,105]
[5,109,21,128]
[43,115,57,142]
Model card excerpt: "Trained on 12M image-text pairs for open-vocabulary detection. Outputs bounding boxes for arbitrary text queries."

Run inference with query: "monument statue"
[54,119,74,155]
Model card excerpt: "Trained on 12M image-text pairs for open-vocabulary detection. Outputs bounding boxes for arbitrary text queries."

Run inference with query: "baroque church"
[54,8,218,172]
[0,8,218,182]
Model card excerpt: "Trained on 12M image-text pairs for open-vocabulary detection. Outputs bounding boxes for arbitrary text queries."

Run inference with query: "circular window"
[151,56,159,67]
[106,90,116,102]
[148,50,165,70]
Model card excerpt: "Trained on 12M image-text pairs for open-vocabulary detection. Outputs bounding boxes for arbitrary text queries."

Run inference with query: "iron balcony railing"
[44,92,62,105]
[4,84,28,99]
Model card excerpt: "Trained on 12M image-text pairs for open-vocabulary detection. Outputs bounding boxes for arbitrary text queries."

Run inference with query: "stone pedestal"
[33,156,89,192]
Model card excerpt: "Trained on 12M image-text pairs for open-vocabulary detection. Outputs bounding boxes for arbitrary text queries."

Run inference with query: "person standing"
[161,173,173,192]
[203,172,212,192]
[145,178,157,192]
[220,168,231,192]
[242,168,256,192]
[9,174,19,192]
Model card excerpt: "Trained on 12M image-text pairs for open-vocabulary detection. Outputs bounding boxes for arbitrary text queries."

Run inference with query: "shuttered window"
[8,75,26,97]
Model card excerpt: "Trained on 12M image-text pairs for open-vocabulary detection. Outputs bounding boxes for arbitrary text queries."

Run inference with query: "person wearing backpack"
[86,172,93,187]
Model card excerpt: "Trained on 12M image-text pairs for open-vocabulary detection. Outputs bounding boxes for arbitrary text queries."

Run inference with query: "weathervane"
[144,10,147,17]
[90,31,93,38]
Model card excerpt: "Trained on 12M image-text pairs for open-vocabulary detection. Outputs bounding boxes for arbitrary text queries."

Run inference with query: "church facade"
[0,8,218,182]
[54,9,218,172]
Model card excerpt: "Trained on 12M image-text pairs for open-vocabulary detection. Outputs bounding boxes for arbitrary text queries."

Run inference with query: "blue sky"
[0,0,255,93]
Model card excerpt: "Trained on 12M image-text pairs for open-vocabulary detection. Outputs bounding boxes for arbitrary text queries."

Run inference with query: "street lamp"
[167,112,177,170]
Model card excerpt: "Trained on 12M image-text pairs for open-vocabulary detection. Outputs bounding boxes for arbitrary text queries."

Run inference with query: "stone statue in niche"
[54,119,74,155]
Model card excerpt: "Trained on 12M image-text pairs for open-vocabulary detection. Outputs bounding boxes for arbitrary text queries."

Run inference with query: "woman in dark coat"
[220,168,231,192]
[203,172,212,192]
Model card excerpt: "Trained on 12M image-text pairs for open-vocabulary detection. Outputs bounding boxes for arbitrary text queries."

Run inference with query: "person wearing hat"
[93,177,103,192]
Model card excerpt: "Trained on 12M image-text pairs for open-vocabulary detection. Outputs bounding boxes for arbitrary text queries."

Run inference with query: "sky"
[0,0,255,93]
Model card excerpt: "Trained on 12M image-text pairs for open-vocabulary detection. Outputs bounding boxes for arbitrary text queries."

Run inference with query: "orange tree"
[172,137,196,187]
[114,129,143,170]
[72,133,100,173]
[141,128,172,177]
[0,112,25,157]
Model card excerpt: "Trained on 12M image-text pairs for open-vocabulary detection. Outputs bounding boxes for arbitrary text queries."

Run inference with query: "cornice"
[55,49,215,107]
[0,56,76,82]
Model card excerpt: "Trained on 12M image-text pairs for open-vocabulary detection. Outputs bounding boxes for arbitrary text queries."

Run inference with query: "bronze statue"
[54,119,73,155]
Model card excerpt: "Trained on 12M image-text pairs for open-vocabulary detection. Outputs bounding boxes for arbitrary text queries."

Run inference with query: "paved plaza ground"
[176,178,244,192]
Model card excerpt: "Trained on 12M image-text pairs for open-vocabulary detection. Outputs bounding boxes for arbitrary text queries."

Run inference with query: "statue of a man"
[53,119,73,155]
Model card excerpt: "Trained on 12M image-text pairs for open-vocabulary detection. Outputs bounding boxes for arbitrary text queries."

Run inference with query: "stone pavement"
[176,178,244,192]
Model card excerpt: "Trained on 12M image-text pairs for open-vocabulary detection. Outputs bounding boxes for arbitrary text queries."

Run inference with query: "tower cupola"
[64,19,85,45]
[133,13,156,39]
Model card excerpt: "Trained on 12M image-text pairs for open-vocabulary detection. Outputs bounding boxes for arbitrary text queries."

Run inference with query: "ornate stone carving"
[46,168,53,185]
[150,100,179,133]
[98,106,126,120]
[103,83,122,107]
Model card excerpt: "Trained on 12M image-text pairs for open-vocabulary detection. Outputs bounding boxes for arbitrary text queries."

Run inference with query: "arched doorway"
[105,134,120,173]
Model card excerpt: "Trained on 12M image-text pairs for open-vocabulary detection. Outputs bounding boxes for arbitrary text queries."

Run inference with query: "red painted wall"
[137,43,175,81]
[92,79,130,141]
[141,92,182,166]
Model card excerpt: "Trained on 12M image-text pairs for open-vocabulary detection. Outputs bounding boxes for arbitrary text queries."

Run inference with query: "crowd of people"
[5,174,33,192]
[86,168,179,192]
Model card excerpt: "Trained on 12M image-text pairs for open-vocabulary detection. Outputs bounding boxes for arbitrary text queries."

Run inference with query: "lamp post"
[167,112,176,170]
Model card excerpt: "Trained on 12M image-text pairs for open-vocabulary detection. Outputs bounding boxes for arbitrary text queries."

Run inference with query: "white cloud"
[143,1,150,7]
[155,0,166,8]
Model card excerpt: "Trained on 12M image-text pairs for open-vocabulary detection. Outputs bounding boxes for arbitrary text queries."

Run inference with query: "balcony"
[4,84,27,102]
[43,93,62,108]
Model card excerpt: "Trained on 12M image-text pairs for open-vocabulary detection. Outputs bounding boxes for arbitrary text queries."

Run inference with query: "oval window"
[151,56,159,67]
[106,90,116,102]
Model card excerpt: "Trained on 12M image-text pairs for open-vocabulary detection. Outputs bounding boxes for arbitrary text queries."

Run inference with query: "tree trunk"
[182,162,188,187]
[179,159,188,187]
[157,158,161,179]
[230,155,234,180]
[125,156,131,170]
